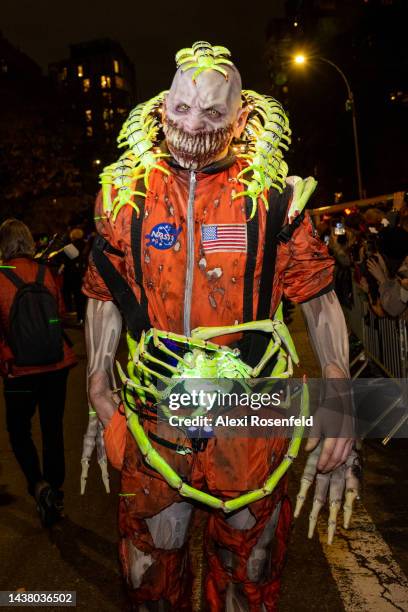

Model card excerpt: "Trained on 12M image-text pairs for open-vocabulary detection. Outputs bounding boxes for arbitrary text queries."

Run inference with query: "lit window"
[83,78,91,92]
[102,108,114,120]
[117,107,127,116]
[86,126,93,137]
[101,75,111,89]
[104,121,112,131]
[85,109,92,122]
[113,60,120,74]
[77,64,84,77]
[115,76,125,89]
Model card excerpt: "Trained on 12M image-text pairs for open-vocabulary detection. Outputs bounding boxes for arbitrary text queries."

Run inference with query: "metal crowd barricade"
[344,282,408,379]
[343,283,408,443]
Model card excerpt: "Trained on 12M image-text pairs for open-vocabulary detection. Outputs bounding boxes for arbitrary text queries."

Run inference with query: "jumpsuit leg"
[205,493,292,612]
[196,434,292,611]
[119,432,196,610]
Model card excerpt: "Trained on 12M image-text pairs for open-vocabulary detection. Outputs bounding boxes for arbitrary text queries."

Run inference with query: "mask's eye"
[207,108,221,118]
[176,103,190,112]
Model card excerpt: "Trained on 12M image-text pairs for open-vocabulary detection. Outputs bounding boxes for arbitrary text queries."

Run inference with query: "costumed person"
[82,42,360,611]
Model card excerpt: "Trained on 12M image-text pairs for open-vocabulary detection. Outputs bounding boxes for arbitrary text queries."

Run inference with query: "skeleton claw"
[80,459,90,495]
[98,459,110,493]
[328,500,342,545]
[343,488,358,529]
[294,477,313,518]
[308,499,324,539]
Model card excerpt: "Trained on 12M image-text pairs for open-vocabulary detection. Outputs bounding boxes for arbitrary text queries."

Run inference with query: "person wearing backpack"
[0,219,77,527]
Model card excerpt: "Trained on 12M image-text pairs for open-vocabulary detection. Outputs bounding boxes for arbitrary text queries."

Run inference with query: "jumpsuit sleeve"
[278,211,335,303]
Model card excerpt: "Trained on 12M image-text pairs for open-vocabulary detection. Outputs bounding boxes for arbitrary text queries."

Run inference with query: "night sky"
[2,0,285,99]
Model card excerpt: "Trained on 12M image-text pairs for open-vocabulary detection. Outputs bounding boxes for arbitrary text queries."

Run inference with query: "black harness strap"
[276,208,305,245]
[148,430,191,454]
[256,184,293,319]
[239,184,293,369]
[131,192,149,316]
[91,235,150,338]
[243,195,259,322]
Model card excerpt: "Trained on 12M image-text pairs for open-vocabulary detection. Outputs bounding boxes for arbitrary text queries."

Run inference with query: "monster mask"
[163,65,247,170]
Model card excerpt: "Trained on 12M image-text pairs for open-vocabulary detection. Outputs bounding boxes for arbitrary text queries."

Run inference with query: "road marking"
[318,502,408,611]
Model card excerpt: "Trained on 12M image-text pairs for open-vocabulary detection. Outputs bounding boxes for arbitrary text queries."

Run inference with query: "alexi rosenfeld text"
[165,389,314,428]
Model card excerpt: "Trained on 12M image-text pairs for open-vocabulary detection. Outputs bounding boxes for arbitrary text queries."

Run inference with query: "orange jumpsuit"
[83,155,334,610]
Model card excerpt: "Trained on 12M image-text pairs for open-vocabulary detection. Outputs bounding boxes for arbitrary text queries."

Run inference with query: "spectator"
[0,219,77,527]
[398,207,408,232]
[62,228,88,324]
[366,227,408,317]
[329,219,355,308]
[363,207,384,231]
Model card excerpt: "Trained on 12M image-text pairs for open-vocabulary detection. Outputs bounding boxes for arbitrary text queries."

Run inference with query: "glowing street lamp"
[292,53,364,200]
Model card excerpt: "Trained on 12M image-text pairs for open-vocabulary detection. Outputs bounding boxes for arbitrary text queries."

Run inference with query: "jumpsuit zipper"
[183,170,197,336]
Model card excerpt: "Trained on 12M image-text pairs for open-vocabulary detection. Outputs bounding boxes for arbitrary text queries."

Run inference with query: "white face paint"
[163,66,248,170]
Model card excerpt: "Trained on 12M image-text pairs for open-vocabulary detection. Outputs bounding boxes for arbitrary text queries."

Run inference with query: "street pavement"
[0,309,407,611]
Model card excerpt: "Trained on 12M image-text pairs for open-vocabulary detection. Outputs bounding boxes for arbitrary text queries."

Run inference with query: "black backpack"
[1,264,64,366]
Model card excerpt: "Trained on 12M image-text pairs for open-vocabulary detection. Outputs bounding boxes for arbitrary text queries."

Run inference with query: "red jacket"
[0,257,77,377]
[83,157,334,342]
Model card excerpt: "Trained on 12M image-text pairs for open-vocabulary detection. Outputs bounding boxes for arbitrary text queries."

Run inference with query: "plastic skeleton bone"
[116,311,309,512]
[80,410,110,494]
[100,41,291,221]
[175,41,233,81]
[100,90,170,218]
[294,443,361,544]
[119,321,296,423]
[233,90,292,219]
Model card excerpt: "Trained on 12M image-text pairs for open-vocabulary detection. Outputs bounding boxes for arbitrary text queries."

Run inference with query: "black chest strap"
[91,233,150,339]
[239,185,293,369]
[243,196,260,322]
[131,192,149,316]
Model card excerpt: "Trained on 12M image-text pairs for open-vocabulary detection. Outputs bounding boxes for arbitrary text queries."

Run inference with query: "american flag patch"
[201,224,247,253]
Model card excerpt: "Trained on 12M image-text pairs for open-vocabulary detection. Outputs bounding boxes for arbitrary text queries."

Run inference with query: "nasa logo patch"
[145,223,182,250]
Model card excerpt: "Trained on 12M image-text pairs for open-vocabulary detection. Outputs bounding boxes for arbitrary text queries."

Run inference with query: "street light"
[293,54,364,200]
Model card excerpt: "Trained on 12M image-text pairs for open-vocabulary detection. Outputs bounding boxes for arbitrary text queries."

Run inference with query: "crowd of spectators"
[316,201,408,319]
